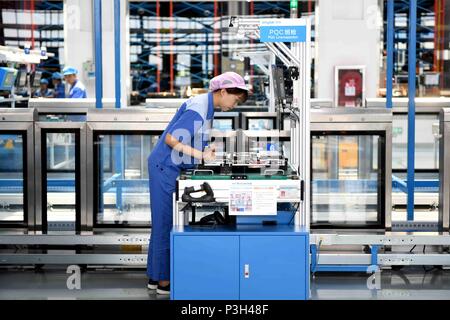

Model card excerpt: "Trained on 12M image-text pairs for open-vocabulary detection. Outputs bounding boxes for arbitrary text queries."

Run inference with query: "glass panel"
[46,133,76,228]
[311,134,382,227]
[46,133,76,171]
[213,119,233,131]
[96,133,159,226]
[392,114,440,170]
[0,134,24,222]
[248,119,274,130]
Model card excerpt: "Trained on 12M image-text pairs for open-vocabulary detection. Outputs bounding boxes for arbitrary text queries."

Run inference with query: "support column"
[64,0,95,97]
[316,0,382,101]
[94,0,103,108]
[406,0,417,221]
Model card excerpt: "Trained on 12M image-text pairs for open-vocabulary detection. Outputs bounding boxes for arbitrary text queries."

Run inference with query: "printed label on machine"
[229,182,277,216]
[279,185,300,199]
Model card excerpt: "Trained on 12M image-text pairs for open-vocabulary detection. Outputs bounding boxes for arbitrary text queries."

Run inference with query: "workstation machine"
[28,98,117,109]
[0,45,54,108]
[170,17,311,300]
[310,107,393,231]
[0,107,175,267]
[0,67,20,107]
[309,103,450,273]
[366,97,450,227]
[0,108,35,231]
[2,21,449,291]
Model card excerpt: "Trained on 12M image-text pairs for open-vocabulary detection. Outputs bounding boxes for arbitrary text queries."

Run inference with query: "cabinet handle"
[244,264,250,278]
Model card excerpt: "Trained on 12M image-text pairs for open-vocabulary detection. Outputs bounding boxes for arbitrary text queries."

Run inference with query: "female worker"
[146,72,249,295]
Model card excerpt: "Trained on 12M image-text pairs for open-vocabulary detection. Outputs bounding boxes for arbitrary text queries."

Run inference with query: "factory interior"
[1,0,450,304]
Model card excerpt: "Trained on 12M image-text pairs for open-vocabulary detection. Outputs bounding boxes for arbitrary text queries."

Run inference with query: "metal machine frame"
[366,97,450,109]
[310,108,393,230]
[239,129,291,167]
[32,105,91,231]
[439,108,450,231]
[0,109,150,266]
[230,17,311,227]
[235,50,276,111]
[390,105,441,228]
[34,117,87,233]
[34,107,90,122]
[368,98,445,229]
[309,107,450,271]
[86,108,173,231]
[0,108,35,231]
[28,98,116,109]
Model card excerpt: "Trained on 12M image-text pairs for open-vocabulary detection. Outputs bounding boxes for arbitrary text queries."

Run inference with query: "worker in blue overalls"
[62,66,87,98]
[147,72,249,295]
[33,78,54,98]
[51,72,66,98]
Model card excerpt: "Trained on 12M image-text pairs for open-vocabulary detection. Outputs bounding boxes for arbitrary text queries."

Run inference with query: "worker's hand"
[202,145,216,162]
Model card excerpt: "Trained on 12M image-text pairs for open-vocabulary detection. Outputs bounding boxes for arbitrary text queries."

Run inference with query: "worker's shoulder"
[184,93,209,120]
[74,81,87,91]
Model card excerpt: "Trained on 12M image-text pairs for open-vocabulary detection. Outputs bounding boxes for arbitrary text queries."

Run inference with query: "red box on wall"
[335,66,365,107]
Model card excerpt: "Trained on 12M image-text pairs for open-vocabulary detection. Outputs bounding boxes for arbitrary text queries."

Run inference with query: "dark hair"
[214,87,248,103]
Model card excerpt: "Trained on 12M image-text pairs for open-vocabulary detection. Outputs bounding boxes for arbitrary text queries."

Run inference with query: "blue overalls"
[34,88,53,98]
[54,82,66,98]
[68,80,87,98]
[147,92,214,281]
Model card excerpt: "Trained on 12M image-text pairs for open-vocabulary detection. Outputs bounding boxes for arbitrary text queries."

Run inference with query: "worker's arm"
[164,109,215,161]
[165,133,215,161]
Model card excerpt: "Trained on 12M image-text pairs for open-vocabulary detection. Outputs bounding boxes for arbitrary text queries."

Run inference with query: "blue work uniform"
[33,88,53,98]
[68,80,87,98]
[147,92,214,281]
[54,83,66,98]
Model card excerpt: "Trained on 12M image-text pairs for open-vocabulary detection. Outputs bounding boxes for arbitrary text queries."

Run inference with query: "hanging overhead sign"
[259,19,306,43]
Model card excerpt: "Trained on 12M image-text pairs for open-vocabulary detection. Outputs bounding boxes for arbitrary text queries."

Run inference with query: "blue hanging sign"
[260,19,307,43]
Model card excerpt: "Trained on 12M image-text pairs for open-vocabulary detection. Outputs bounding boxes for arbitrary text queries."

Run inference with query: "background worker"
[62,66,87,98]
[33,78,53,98]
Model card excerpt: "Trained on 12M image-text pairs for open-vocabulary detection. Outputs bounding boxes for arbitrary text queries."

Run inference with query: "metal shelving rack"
[383,0,440,77]
[128,1,296,98]
[0,1,64,78]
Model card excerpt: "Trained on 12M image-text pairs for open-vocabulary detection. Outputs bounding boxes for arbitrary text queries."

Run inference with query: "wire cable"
[422,245,435,272]
[288,203,300,225]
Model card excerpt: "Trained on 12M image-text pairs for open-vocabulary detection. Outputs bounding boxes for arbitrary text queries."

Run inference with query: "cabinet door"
[240,235,308,300]
[173,235,239,300]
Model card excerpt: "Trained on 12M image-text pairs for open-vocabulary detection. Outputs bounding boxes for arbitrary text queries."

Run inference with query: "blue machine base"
[170,225,310,300]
